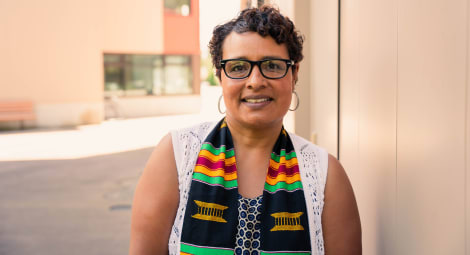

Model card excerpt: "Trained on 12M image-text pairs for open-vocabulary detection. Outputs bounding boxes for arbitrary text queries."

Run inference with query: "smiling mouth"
[242,98,273,103]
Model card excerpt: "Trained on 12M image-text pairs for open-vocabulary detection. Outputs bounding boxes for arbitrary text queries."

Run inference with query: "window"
[104,54,193,97]
[164,0,191,16]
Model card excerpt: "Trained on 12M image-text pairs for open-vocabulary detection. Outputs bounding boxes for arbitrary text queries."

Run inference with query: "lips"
[241,96,273,103]
[243,98,271,103]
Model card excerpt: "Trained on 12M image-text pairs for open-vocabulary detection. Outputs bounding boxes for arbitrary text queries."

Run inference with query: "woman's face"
[220,31,298,130]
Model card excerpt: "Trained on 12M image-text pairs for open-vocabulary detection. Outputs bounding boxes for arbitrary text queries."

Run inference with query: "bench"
[0,100,36,129]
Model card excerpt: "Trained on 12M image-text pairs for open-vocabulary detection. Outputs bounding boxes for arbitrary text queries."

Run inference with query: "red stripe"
[195,157,237,174]
[267,164,300,178]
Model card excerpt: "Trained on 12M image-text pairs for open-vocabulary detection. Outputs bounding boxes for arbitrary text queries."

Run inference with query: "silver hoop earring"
[218,95,226,114]
[289,91,300,111]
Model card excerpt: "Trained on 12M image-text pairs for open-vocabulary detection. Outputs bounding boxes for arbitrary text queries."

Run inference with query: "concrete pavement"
[0,148,151,255]
[0,84,222,255]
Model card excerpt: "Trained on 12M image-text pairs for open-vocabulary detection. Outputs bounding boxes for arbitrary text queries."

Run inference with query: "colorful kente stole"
[180,119,311,254]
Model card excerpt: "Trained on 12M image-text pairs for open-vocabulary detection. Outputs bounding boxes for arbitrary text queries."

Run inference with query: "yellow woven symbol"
[270,212,305,231]
[192,200,228,223]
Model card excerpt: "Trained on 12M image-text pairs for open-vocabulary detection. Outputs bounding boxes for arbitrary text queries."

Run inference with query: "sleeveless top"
[168,122,329,255]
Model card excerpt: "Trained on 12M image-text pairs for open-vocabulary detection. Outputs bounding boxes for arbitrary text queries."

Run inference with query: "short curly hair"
[209,5,304,78]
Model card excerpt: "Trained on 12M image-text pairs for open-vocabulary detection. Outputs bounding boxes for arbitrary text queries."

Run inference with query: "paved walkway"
[0,84,222,255]
[0,148,152,255]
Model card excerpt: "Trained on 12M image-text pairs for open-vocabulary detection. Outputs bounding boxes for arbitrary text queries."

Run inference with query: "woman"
[130,6,361,255]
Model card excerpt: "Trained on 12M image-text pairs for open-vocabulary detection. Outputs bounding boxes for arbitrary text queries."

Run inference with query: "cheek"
[283,92,293,106]
[221,85,240,107]
[221,80,242,98]
[281,85,294,99]
[279,87,294,108]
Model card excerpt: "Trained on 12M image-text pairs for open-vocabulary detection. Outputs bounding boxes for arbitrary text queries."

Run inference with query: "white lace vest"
[168,122,328,255]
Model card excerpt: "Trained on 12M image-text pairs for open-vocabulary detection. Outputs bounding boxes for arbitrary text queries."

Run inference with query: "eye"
[262,60,285,72]
[227,61,250,73]
[268,62,281,69]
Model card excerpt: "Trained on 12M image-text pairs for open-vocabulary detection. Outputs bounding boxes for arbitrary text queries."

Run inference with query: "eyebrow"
[226,55,288,60]
[261,56,287,60]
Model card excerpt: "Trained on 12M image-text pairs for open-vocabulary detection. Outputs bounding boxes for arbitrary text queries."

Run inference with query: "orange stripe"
[198,150,236,165]
[269,157,298,169]
[266,172,301,185]
[194,165,237,181]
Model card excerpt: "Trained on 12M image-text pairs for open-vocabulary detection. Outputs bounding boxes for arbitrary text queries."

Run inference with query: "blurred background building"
[1,0,200,128]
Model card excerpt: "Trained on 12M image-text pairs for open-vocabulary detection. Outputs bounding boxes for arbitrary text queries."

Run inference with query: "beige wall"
[467,0,470,249]
[0,0,104,104]
[467,2,470,248]
[397,1,466,253]
[292,0,339,157]
[340,0,398,253]
[0,0,107,127]
[292,0,312,143]
[340,0,468,254]
[0,0,167,128]
[103,0,164,53]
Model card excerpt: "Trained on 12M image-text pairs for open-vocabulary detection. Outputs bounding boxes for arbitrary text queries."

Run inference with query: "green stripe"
[264,181,303,193]
[260,252,310,255]
[201,143,235,158]
[270,151,297,162]
[193,172,238,188]
[181,243,233,255]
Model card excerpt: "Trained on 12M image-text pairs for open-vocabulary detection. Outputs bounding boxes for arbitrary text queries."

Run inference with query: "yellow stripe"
[198,150,236,165]
[269,157,299,169]
[266,172,301,185]
[220,120,227,129]
[194,165,237,181]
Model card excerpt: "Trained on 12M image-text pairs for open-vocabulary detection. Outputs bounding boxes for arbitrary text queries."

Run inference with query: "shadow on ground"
[0,147,154,255]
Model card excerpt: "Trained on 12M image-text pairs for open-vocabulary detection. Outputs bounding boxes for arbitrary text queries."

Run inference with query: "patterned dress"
[235,195,263,255]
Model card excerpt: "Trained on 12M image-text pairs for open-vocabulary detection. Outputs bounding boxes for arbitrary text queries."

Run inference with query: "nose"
[246,64,266,89]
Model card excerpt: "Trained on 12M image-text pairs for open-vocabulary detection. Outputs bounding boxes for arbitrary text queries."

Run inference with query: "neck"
[225,117,283,151]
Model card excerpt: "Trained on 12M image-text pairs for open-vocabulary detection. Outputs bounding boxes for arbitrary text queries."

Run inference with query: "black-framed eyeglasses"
[220,58,294,79]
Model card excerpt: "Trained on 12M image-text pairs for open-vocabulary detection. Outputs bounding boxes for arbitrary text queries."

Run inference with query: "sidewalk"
[0,84,225,255]
[0,84,223,162]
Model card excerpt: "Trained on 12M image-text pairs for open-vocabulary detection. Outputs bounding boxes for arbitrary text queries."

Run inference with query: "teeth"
[245,98,270,103]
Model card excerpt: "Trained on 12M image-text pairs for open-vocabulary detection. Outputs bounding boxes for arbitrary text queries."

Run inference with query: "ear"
[217,68,228,90]
[216,68,222,82]
[292,63,300,90]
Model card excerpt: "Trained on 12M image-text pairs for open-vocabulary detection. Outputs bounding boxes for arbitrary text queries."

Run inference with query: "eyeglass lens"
[224,60,288,79]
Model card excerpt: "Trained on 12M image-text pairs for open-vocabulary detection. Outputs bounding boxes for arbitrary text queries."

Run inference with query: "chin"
[231,115,284,129]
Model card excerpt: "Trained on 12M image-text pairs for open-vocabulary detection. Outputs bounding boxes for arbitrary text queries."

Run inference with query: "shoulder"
[324,154,355,199]
[129,132,179,254]
[135,132,177,205]
[322,154,362,254]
